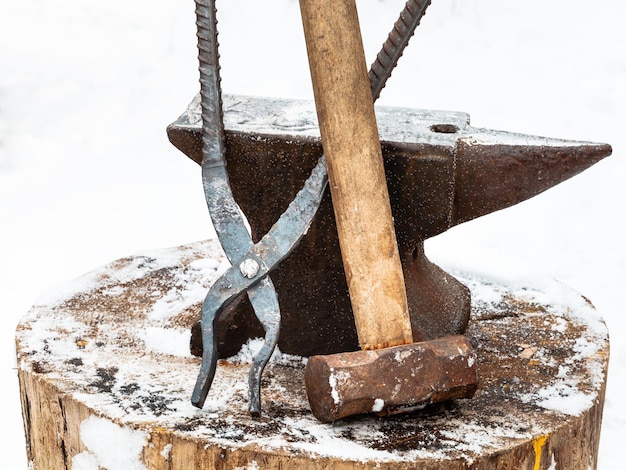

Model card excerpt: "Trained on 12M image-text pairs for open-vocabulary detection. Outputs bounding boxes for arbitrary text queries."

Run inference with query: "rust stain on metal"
[167,95,611,358]
[304,335,477,422]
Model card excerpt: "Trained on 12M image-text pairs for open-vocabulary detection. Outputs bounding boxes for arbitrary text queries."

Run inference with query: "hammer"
[299,0,478,422]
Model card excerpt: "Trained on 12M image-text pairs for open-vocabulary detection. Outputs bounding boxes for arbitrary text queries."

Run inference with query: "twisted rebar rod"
[369,0,431,101]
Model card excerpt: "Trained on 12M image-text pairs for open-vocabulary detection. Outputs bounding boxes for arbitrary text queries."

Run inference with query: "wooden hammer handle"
[300,0,412,350]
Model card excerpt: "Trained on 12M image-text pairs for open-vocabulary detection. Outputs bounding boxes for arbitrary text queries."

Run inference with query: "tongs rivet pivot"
[239,258,260,279]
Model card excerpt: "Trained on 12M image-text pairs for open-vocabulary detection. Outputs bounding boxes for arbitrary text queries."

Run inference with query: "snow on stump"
[16,240,608,469]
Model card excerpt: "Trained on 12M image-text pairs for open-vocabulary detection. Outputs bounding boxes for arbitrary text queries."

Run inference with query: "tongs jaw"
[192,153,328,411]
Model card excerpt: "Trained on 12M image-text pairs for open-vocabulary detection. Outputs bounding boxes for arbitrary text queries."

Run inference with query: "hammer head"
[304,335,478,422]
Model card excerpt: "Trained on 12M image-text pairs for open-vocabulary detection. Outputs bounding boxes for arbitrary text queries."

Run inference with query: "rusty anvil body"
[167,94,610,358]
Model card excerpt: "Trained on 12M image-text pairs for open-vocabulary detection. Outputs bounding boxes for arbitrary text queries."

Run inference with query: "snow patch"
[467,354,475,368]
[372,398,385,412]
[394,349,412,362]
[295,423,400,462]
[71,451,99,470]
[234,461,260,470]
[329,369,340,405]
[224,337,307,367]
[521,383,594,416]
[137,326,192,357]
[548,454,557,470]
[75,415,148,470]
[160,444,172,459]
[225,338,280,364]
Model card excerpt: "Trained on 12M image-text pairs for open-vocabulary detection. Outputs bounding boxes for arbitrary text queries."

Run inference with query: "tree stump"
[16,240,608,469]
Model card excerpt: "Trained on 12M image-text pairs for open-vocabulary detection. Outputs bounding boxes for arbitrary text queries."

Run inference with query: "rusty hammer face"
[299,0,477,422]
[305,336,477,422]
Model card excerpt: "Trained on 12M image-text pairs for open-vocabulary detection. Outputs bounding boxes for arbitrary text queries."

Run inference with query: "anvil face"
[168,94,610,357]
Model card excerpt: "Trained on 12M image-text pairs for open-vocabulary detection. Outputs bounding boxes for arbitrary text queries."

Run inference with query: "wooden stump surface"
[16,240,609,469]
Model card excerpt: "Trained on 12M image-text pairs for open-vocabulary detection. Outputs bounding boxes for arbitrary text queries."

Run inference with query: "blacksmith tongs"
[192,0,432,415]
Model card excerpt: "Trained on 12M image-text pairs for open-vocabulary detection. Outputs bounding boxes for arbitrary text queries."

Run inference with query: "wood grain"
[299,0,412,350]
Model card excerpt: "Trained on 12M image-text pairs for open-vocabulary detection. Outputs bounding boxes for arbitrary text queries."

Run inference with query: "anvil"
[167,94,610,358]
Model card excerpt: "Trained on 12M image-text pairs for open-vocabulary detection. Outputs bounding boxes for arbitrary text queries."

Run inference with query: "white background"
[1,0,624,467]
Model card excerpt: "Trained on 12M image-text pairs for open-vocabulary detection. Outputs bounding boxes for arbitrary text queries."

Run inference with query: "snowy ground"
[1,0,623,467]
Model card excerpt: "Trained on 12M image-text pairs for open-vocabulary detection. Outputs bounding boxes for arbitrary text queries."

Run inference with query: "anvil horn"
[452,130,612,226]
[393,129,611,341]
[168,95,611,357]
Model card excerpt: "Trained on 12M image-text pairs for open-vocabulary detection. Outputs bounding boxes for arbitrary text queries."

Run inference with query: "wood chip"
[519,346,539,359]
